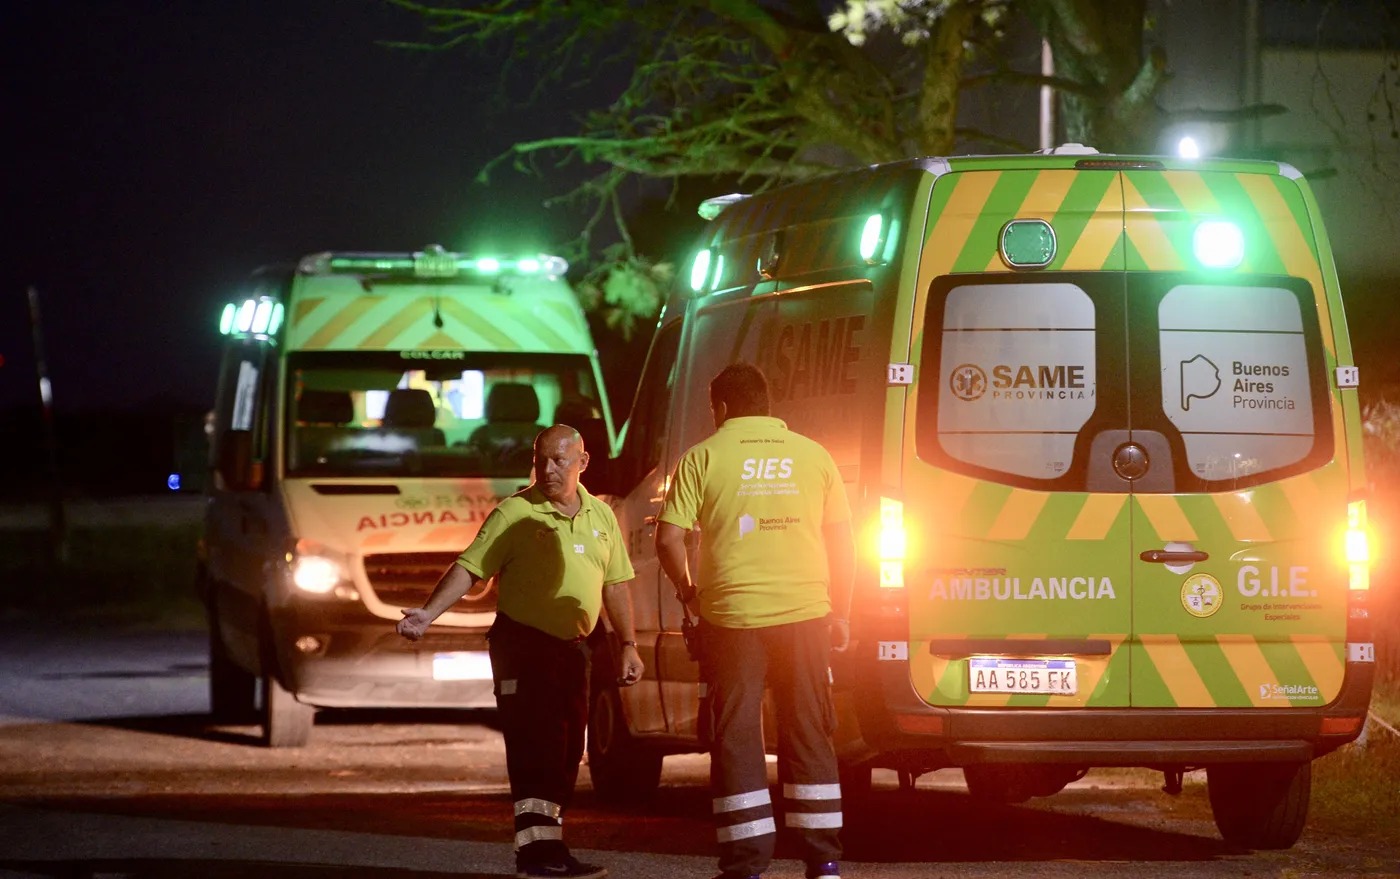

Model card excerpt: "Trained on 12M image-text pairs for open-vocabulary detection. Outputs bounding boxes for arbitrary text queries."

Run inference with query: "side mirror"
[216,429,263,491]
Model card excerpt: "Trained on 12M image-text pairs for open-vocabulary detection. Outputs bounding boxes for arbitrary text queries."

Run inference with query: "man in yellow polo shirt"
[398,424,640,879]
[656,363,854,879]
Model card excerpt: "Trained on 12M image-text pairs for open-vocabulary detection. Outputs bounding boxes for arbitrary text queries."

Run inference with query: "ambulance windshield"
[284,351,603,478]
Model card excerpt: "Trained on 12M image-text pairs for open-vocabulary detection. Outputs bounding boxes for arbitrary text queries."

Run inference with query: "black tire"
[962,764,1034,805]
[258,620,314,748]
[1207,761,1310,849]
[587,682,663,804]
[261,668,315,748]
[208,622,256,724]
[838,761,873,800]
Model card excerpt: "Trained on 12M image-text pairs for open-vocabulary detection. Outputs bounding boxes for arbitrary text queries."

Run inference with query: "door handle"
[1140,548,1208,564]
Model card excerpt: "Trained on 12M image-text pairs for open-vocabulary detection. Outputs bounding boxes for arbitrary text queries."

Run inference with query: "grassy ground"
[0,518,205,630]
[1310,705,1400,846]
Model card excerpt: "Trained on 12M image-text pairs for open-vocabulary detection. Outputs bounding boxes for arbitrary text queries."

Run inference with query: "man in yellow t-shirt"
[398,425,639,879]
[656,363,854,879]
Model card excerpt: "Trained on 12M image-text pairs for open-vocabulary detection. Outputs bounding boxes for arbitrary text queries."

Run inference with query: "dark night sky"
[3,1,608,414]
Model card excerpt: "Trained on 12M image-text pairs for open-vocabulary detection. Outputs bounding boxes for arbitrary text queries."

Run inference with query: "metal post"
[1040,39,1055,151]
[27,286,66,564]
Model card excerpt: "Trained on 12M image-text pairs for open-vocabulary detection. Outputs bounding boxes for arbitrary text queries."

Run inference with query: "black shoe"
[805,862,841,879]
[516,856,608,879]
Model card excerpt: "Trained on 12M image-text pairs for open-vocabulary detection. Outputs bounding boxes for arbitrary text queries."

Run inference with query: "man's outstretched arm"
[397,563,479,641]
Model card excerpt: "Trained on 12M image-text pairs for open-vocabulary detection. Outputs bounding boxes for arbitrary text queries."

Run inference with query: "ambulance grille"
[363,552,498,614]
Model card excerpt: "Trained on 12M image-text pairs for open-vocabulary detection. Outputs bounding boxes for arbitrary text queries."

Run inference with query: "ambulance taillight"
[1344,499,1371,591]
[1344,500,1374,656]
[878,496,906,590]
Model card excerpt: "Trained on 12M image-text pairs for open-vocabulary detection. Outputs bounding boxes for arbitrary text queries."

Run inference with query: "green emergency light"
[690,248,713,292]
[1193,220,1244,269]
[1000,219,1057,268]
[312,247,568,280]
[859,214,885,263]
[219,296,283,340]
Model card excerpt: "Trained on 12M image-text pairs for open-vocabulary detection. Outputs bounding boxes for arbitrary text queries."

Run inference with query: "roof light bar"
[698,193,749,221]
[304,247,570,279]
[219,295,283,341]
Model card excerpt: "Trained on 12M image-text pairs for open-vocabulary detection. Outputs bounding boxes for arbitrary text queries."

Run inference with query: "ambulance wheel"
[838,762,873,800]
[208,621,255,724]
[962,764,1033,805]
[258,620,314,748]
[1207,761,1310,849]
[261,668,314,748]
[587,683,663,804]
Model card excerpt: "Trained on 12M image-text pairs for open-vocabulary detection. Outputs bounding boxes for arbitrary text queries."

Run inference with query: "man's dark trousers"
[701,616,842,877]
[489,612,590,866]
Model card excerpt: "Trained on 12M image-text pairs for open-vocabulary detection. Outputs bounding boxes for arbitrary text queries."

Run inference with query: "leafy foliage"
[574,245,673,340]
[385,0,1174,327]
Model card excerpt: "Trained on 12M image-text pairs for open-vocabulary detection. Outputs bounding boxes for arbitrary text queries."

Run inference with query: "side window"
[211,343,272,485]
[616,322,683,491]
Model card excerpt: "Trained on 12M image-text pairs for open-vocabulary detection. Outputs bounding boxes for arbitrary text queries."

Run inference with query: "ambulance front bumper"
[269,602,497,710]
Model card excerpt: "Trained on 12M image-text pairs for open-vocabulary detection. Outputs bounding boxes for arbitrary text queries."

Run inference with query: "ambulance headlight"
[287,541,359,599]
[1193,220,1244,269]
[292,556,340,594]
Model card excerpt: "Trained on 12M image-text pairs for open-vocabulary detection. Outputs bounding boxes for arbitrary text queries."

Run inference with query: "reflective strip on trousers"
[713,788,771,814]
[514,797,563,819]
[783,782,841,801]
[785,811,843,829]
[515,824,563,848]
[716,816,777,843]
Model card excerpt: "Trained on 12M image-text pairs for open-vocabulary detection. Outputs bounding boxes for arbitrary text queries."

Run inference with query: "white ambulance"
[199,246,615,747]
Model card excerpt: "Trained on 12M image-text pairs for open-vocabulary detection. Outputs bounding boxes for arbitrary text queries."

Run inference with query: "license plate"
[969,657,1077,695]
[432,651,493,681]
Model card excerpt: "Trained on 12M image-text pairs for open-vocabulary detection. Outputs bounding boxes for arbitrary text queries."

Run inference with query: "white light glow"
[690,249,712,292]
[1193,220,1245,269]
[292,555,341,594]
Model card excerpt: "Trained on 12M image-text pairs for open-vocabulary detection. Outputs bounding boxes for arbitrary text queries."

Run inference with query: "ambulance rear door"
[906,166,1134,711]
[1120,168,1349,710]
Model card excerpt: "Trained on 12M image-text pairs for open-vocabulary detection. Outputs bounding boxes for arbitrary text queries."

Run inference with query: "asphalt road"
[0,617,1396,879]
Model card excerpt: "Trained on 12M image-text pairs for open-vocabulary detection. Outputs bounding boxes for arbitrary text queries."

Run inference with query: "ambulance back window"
[915,273,1332,492]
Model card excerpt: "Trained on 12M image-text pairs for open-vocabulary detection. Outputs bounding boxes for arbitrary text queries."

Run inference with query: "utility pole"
[1040,39,1055,151]
[27,286,66,564]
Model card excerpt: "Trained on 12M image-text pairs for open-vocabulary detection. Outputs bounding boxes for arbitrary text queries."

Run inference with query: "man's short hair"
[710,362,770,418]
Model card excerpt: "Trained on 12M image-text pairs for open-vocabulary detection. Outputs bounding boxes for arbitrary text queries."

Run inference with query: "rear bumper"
[835,643,1375,769]
[271,603,497,710]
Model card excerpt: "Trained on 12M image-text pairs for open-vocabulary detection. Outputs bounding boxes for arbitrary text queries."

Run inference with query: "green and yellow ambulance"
[591,146,1376,849]
[199,246,614,747]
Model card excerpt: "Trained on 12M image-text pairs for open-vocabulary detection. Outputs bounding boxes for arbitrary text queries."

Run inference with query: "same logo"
[949,363,987,401]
